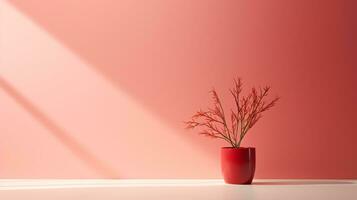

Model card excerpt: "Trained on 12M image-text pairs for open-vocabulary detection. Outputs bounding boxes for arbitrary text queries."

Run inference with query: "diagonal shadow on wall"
[4,0,242,157]
[0,76,119,178]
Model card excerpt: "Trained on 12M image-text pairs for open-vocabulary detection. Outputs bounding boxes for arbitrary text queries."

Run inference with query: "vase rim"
[221,147,255,149]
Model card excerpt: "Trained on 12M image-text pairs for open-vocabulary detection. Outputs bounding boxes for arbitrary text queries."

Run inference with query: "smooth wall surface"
[0,0,356,178]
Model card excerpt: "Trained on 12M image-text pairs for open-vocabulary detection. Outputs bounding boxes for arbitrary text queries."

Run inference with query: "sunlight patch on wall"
[0,1,216,178]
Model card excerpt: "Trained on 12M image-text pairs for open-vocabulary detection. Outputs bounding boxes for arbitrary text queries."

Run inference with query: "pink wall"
[0,0,356,178]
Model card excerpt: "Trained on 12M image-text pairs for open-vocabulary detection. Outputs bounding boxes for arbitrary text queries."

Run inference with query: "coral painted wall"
[0,0,356,178]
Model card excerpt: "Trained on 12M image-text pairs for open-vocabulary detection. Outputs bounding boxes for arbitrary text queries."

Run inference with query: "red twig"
[185,78,279,148]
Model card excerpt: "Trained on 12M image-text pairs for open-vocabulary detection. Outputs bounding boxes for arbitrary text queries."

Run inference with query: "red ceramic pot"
[221,147,256,184]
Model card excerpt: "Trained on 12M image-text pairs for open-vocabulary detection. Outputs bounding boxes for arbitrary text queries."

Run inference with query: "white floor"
[0,179,356,200]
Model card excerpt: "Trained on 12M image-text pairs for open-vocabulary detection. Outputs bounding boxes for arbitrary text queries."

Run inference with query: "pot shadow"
[253,180,354,186]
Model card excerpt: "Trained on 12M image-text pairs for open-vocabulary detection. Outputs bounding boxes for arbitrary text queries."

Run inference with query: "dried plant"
[185,78,279,148]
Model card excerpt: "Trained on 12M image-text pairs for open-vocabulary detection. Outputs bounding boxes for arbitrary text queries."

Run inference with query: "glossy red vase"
[221,147,256,184]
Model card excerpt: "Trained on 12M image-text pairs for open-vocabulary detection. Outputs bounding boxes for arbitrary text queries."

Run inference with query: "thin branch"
[185,78,279,148]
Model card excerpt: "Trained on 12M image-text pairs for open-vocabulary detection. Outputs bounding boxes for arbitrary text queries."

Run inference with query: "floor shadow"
[0,76,119,178]
[253,180,354,186]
